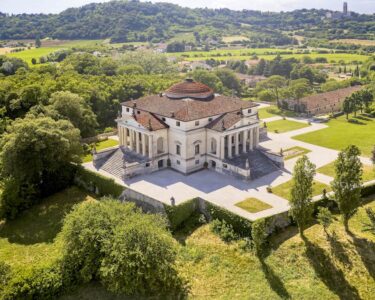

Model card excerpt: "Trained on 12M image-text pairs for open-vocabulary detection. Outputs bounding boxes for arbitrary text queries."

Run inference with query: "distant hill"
[1,0,375,43]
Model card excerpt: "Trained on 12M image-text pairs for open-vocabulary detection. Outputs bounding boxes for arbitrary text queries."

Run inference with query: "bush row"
[163,199,198,231]
[74,166,124,197]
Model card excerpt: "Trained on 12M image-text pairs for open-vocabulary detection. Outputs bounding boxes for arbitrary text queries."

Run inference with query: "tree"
[35,36,42,48]
[332,145,363,232]
[215,68,241,93]
[317,206,333,235]
[31,58,37,65]
[342,97,354,120]
[0,117,82,218]
[192,69,223,93]
[289,155,316,237]
[252,218,268,256]
[59,199,185,296]
[47,91,98,138]
[256,75,286,105]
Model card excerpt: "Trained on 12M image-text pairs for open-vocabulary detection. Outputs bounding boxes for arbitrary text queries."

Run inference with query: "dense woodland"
[1,0,375,44]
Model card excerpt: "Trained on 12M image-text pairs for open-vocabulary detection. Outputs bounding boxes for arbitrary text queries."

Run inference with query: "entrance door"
[158,159,164,168]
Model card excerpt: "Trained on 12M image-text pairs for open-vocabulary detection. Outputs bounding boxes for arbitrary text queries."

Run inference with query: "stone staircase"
[95,147,150,179]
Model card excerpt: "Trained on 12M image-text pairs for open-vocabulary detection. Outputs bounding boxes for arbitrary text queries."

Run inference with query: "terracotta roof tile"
[133,111,168,131]
[165,79,214,99]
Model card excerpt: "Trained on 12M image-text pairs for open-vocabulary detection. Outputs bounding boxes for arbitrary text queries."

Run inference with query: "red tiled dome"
[165,79,214,100]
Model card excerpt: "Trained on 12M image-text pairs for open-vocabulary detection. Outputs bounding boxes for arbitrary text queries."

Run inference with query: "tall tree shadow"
[304,238,360,300]
[348,232,375,279]
[327,231,353,269]
[259,257,291,299]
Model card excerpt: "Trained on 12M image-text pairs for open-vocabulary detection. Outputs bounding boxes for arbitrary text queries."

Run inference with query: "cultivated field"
[331,39,375,46]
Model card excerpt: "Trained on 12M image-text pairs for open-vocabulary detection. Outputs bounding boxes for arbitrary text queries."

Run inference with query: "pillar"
[235,132,239,156]
[124,128,128,148]
[228,134,232,158]
[142,133,147,156]
[148,135,153,159]
[250,128,254,150]
[129,130,133,150]
[136,131,140,153]
[220,136,225,159]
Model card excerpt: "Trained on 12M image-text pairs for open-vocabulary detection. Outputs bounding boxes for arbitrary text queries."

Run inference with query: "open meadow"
[294,114,375,157]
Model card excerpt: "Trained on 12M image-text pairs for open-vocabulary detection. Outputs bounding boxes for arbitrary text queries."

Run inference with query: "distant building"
[282,86,362,116]
[235,73,267,88]
[326,1,351,19]
[343,2,348,15]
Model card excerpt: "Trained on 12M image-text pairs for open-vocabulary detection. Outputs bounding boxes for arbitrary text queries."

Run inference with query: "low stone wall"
[119,188,166,215]
[259,147,284,168]
[81,130,118,144]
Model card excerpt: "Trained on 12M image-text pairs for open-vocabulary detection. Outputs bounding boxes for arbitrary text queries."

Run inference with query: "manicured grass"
[82,139,119,163]
[283,146,311,161]
[265,119,310,133]
[258,106,297,119]
[272,180,331,201]
[318,161,375,183]
[235,198,272,213]
[294,115,375,157]
[0,187,96,271]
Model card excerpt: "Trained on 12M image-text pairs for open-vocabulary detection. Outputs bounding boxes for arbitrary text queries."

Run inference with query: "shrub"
[266,186,273,193]
[206,202,252,237]
[74,166,124,197]
[58,199,185,296]
[317,206,333,234]
[164,198,198,230]
[210,219,238,242]
[252,218,268,255]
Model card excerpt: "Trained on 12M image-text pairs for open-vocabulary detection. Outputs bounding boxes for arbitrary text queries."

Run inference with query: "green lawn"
[82,139,119,163]
[258,106,297,119]
[272,180,331,201]
[0,187,96,271]
[283,146,311,160]
[266,119,310,133]
[294,114,375,157]
[318,161,375,183]
[235,198,272,213]
[7,47,59,65]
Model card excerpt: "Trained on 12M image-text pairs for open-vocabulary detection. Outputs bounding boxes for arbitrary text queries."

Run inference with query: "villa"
[93,79,282,180]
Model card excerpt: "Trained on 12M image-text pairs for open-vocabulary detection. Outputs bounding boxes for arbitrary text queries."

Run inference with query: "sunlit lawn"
[258,106,297,120]
[266,119,310,133]
[294,114,375,157]
[235,198,272,213]
[283,146,311,160]
[0,187,96,271]
[272,180,331,201]
[318,161,375,182]
[82,139,119,163]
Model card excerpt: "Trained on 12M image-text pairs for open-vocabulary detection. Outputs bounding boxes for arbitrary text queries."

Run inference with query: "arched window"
[157,137,164,154]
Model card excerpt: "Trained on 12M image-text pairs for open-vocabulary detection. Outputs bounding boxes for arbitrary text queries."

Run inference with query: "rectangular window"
[176,121,180,127]
[248,109,252,113]
[176,144,181,155]
[195,144,200,155]
[126,108,130,112]
[208,118,213,122]
[162,117,166,121]
[223,164,228,169]
[177,160,181,165]
[145,163,150,167]
[195,120,200,126]
[195,160,199,165]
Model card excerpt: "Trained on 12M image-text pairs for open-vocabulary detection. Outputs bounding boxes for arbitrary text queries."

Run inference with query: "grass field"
[294,114,375,157]
[235,198,272,213]
[82,139,119,163]
[266,119,310,133]
[258,106,297,119]
[318,162,375,183]
[7,47,58,64]
[331,39,375,46]
[169,48,370,63]
[283,146,311,160]
[272,180,331,201]
[0,187,96,272]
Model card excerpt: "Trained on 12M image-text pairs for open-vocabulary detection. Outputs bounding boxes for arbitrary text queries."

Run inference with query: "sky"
[1,0,374,14]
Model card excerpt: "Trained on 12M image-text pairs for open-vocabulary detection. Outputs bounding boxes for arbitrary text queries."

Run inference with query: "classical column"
[118,126,123,145]
[255,127,259,147]
[220,136,225,159]
[128,130,133,151]
[148,135,153,159]
[235,132,239,156]
[250,128,254,151]
[136,131,140,153]
[228,134,233,158]
[142,133,147,156]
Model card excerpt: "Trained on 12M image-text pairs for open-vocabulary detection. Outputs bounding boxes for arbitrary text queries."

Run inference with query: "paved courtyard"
[84,107,374,221]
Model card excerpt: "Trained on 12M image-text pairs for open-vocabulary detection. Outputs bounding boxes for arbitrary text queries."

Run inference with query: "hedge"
[164,199,198,231]
[205,202,252,237]
[74,166,124,198]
